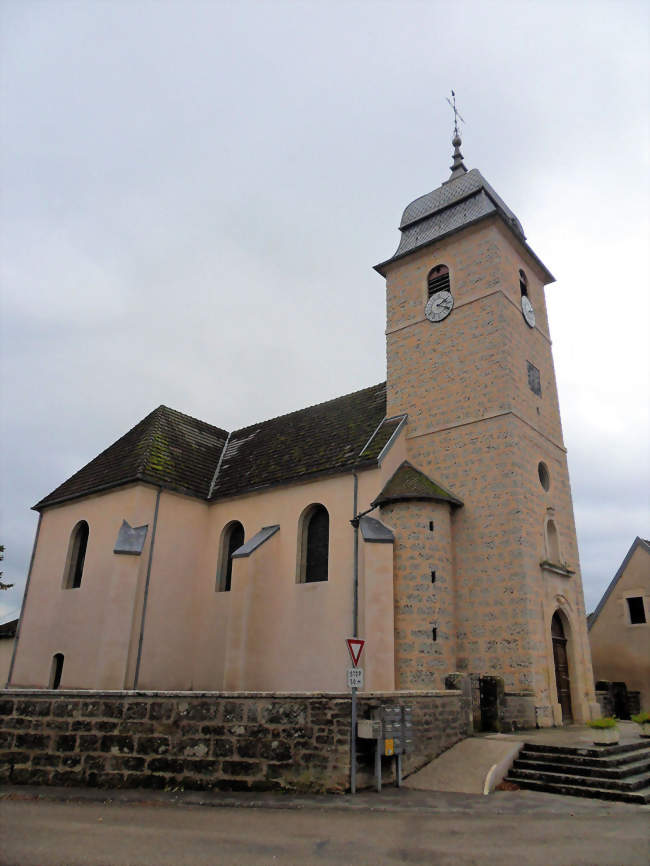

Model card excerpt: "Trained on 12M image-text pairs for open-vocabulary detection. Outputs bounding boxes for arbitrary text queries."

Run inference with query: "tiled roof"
[209,383,389,499]
[372,461,463,508]
[375,167,554,283]
[35,407,229,509]
[35,383,394,509]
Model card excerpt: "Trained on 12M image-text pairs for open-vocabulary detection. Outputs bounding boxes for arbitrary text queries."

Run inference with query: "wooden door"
[552,613,573,723]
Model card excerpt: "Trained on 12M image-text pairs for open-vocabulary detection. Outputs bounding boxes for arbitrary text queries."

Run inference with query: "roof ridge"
[230,381,386,436]
[153,404,229,437]
[135,406,167,478]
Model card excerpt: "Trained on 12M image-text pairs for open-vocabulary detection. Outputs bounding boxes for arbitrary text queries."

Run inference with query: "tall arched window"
[427,264,450,297]
[63,521,89,589]
[49,653,64,689]
[545,519,561,564]
[298,504,329,583]
[216,521,245,592]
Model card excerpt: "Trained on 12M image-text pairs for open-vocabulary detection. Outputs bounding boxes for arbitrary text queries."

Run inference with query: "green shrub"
[587,716,618,729]
[631,710,650,724]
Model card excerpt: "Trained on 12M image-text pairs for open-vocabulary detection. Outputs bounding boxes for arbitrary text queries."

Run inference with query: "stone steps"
[514,756,650,780]
[506,741,650,804]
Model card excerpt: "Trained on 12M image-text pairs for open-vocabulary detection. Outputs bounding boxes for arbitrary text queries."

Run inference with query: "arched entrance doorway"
[552,611,573,723]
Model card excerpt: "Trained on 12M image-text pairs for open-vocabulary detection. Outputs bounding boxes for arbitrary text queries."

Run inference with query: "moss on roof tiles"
[209,382,387,499]
[372,461,463,508]
[35,383,391,509]
[34,407,229,509]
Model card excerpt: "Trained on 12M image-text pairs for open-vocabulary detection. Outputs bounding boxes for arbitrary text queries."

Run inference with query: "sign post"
[346,638,365,795]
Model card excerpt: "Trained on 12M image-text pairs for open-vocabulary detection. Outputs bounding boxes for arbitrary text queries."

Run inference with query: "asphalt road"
[1,795,649,866]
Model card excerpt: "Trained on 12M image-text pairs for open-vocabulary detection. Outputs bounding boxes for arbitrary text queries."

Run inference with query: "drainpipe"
[349,472,381,795]
[352,472,359,638]
[133,487,161,689]
[5,513,42,688]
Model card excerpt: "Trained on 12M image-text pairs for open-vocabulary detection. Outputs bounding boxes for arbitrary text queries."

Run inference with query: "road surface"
[1,795,648,866]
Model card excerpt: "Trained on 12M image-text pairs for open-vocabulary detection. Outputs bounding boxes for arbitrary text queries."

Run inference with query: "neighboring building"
[8,133,599,726]
[0,619,18,687]
[588,537,650,711]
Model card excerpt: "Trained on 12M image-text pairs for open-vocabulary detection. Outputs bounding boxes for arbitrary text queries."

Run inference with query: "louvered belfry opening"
[519,269,528,296]
[427,264,450,297]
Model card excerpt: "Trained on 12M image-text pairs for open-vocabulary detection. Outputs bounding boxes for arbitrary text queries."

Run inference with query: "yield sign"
[346,638,365,667]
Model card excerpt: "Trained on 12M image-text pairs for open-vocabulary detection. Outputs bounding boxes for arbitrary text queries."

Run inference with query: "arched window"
[216,521,245,592]
[427,264,450,297]
[519,269,528,297]
[49,653,64,689]
[538,461,550,490]
[63,521,89,589]
[298,504,329,583]
[545,519,561,564]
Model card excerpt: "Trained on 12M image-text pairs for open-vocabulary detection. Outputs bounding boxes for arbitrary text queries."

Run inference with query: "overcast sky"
[1,0,648,623]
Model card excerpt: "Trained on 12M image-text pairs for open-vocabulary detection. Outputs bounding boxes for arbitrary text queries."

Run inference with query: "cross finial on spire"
[446,89,465,139]
[445,90,467,181]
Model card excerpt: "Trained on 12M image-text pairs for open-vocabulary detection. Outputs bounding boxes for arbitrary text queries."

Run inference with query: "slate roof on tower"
[375,157,554,283]
[34,383,400,509]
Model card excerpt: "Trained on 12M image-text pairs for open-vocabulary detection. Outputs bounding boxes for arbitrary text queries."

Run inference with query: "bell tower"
[375,125,598,725]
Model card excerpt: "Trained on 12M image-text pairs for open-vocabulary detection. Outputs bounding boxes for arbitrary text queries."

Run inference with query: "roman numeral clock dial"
[425,290,454,323]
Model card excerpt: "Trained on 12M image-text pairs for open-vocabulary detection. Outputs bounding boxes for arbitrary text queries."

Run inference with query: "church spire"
[446,90,467,180]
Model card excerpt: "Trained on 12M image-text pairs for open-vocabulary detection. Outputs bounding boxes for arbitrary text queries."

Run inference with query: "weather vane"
[446,90,465,138]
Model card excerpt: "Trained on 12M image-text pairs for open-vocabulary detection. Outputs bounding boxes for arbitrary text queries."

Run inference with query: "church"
[7,131,599,727]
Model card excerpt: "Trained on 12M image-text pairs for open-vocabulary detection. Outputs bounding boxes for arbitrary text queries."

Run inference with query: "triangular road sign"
[346,638,365,667]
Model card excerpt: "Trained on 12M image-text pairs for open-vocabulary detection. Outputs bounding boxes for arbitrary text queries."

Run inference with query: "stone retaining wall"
[0,690,468,793]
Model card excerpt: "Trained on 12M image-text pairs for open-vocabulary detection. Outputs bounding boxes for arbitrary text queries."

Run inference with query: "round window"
[538,462,550,491]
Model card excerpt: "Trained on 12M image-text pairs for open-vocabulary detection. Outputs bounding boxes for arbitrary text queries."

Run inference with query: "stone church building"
[8,135,599,727]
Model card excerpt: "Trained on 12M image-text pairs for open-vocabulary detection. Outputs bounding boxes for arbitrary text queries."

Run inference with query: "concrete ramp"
[404,736,523,795]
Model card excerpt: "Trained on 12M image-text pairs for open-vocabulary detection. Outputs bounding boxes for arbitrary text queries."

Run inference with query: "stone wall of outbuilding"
[0,689,469,793]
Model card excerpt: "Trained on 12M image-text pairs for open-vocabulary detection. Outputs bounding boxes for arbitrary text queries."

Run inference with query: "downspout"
[349,470,379,795]
[5,512,42,688]
[133,487,161,689]
[350,477,381,638]
[352,471,359,638]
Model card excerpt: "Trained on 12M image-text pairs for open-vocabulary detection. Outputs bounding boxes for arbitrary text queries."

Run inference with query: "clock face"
[521,295,536,328]
[425,290,454,323]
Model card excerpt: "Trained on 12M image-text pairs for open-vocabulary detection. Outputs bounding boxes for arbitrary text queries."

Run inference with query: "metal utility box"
[368,704,414,756]
[402,705,414,755]
[364,704,416,791]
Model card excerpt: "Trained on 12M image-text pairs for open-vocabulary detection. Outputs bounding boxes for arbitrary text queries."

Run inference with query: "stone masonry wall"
[0,690,468,794]
[380,501,456,690]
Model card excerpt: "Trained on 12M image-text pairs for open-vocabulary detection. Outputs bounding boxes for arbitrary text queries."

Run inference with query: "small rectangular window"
[429,521,434,532]
[527,362,541,396]
[431,571,436,583]
[626,596,647,624]
[432,627,437,642]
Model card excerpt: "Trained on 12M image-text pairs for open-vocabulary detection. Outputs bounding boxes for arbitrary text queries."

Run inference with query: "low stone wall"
[0,690,468,793]
[500,692,537,731]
